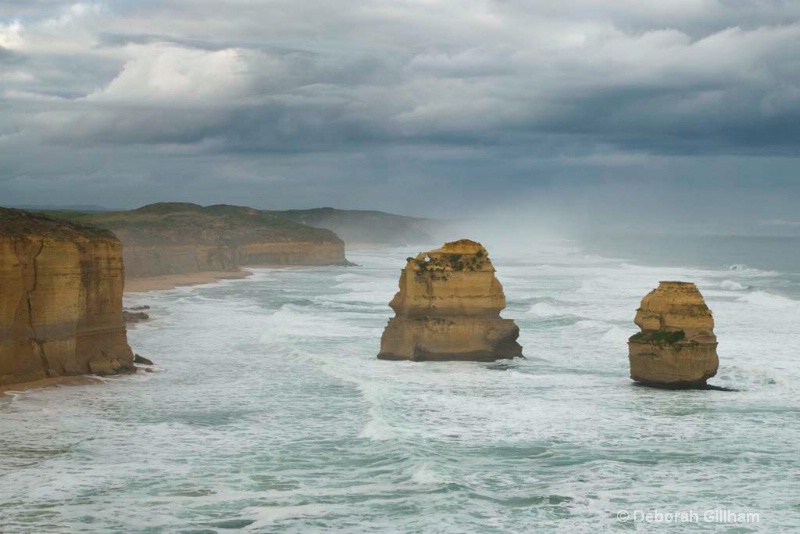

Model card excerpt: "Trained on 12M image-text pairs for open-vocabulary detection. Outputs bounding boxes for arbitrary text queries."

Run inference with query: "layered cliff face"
[236,242,348,267]
[120,245,237,278]
[0,209,135,387]
[52,203,350,279]
[378,240,522,361]
[628,281,719,388]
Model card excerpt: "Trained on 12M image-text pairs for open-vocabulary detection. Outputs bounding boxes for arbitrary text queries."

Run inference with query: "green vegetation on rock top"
[629,330,687,344]
[0,207,116,240]
[412,251,486,273]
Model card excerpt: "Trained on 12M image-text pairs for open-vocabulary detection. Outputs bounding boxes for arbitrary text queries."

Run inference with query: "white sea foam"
[527,301,574,318]
[358,417,393,441]
[246,504,336,527]
[727,264,780,277]
[739,290,799,309]
[721,279,748,290]
[2,245,799,532]
[601,325,632,345]
[410,463,449,485]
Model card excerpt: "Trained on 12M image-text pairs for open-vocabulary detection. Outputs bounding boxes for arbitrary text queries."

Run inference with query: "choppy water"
[1,241,799,533]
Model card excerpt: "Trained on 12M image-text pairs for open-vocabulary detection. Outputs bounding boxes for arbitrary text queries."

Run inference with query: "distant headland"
[40,203,434,291]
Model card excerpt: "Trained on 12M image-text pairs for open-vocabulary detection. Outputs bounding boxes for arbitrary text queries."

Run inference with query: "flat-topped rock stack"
[378,239,522,361]
[628,281,719,388]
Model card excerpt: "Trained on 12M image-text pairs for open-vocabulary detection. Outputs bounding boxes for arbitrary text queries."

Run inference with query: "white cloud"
[86,44,252,104]
[0,21,24,50]
[42,2,107,28]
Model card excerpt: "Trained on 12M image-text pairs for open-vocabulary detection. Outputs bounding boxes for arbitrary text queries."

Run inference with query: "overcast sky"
[1,1,798,233]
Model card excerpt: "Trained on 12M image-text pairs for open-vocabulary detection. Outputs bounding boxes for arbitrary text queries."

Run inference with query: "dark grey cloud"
[0,46,21,63]
[0,0,798,231]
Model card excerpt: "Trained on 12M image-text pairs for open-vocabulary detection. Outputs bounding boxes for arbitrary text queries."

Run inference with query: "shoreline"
[124,270,254,293]
[0,375,104,397]
[123,264,343,294]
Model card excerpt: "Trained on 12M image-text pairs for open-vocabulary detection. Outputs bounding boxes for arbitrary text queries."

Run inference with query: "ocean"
[1,237,799,533]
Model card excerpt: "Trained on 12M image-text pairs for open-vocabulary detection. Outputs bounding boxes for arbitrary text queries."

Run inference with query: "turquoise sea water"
[1,240,799,532]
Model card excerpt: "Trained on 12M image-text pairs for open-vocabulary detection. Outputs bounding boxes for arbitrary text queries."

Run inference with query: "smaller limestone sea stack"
[628,281,719,388]
[378,240,522,361]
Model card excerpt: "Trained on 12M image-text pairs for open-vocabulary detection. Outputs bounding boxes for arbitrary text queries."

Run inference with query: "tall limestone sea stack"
[628,281,719,388]
[378,240,522,361]
[0,208,135,388]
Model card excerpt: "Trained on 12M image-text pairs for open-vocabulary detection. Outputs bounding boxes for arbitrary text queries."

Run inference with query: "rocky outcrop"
[57,203,351,279]
[133,354,154,366]
[123,305,150,324]
[123,311,150,324]
[628,281,719,388]
[0,208,135,387]
[378,239,522,361]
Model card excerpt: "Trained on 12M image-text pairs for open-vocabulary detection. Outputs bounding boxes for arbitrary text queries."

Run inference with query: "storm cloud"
[1,0,798,230]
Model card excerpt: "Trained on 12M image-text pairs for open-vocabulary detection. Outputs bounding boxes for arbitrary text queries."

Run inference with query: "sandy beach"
[124,270,253,293]
[0,375,105,397]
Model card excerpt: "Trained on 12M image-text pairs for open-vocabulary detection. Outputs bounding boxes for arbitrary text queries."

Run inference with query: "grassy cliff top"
[42,203,344,246]
[37,203,434,246]
[0,207,117,240]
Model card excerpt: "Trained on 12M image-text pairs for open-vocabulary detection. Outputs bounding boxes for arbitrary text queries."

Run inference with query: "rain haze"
[1,0,799,235]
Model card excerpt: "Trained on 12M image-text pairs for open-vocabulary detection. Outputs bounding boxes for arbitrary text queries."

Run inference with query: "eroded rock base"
[378,317,522,361]
[628,342,719,388]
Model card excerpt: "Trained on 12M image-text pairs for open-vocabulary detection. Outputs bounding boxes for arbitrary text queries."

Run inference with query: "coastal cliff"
[0,208,134,387]
[378,239,522,361]
[628,281,719,388]
[279,207,433,246]
[51,203,350,279]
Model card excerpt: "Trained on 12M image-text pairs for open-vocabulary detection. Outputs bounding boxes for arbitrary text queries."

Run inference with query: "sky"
[0,1,799,234]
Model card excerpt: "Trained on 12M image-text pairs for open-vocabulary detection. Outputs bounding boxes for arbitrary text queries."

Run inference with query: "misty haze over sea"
[581,235,800,298]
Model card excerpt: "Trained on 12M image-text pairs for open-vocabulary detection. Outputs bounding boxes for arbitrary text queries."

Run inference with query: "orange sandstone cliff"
[628,281,719,388]
[0,208,135,387]
[378,240,522,361]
